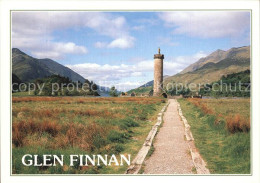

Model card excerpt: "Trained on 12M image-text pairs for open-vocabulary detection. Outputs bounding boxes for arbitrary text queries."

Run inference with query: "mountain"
[164,46,250,85]
[12,48,85,83]
[127,75,169,94]
[129,46,250,95]
[12,73,23,92]
[139,75,170,87]
[38,58,86,83]
[200,70,250,97]
[12,73,23,84]
[180,46,250,74]
[12,48,53,82]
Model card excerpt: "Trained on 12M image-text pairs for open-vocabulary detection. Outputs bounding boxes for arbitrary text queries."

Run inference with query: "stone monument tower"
[153,48,164,96]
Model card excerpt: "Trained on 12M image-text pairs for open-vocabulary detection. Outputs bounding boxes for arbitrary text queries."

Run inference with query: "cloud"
[136,18,159,26]
[95,36,135,49]
[66,62,146,91]
[12,28,87,60]
[193,51,208,59]
[108,36,135,49]
[157,36,179,46]
[170,51,208,66]
[94,41,108,48]
[131,72,142,77]
[113,81,144,92]
[132,25,145,31]
[66,62,142,82]
[65,50,206,90]
[126,57,146,63]
[158,11,250,38]
[98,80,145,92]
[12,12,135,59]
[66,51,207,82]
[31,42,87,59]
[12,12,129,39]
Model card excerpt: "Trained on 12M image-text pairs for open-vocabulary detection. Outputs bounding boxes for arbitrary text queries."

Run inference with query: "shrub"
[201,103,214,114]
[12,123,25,147]
[122,118,139,127]
[92,134,107,149]
[226,114,250,133]
[107,130,128,143]
[41,121,61,136]
[188,98,214,115]
[114,144,125,154]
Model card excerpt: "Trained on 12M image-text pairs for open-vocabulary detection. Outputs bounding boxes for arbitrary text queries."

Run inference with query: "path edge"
[125,101,170,174]
[176,100,210,174]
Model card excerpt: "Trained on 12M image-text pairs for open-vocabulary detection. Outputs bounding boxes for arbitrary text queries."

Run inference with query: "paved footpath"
[144,99,194,174]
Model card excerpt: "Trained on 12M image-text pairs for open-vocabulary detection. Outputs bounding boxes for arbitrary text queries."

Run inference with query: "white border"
[1,0,259,183]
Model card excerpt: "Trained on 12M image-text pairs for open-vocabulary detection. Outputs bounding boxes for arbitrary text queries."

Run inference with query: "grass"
[147,144,155,157]
[187,98,250,133]
[178,98,250,174]
[12,96,165,174]
[192,167,197,174]
[12,91,35,96]
[192,98,250,119]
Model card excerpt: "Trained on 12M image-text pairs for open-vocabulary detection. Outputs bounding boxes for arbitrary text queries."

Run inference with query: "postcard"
[1,0,259,183]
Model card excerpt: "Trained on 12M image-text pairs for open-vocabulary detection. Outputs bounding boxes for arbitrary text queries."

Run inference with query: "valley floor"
[12,96,165,174]
[177,98,250,174]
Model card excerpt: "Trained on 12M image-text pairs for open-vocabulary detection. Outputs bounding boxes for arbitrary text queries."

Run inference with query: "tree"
[109,86,118,97]
[91,83,100,96]
[42,83,53,96]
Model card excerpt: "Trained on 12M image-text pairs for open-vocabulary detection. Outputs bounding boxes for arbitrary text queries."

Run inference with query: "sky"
[12,11,250,91]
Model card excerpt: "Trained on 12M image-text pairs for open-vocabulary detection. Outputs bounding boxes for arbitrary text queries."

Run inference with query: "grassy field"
[197,98,250,119]
[12,96,166,174]
[178,98,250,174]
[12,91,35,96]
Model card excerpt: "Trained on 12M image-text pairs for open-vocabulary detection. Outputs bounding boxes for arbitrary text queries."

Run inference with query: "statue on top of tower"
[158,47,160,54]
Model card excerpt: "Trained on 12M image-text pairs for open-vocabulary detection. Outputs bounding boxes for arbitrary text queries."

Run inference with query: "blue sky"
[12,11,250,91]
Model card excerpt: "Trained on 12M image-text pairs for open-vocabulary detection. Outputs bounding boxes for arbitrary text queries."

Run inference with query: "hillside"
[128,75,169,94]
[180,46,250,74]
[12,48,85,83]
[200,70,250,97]
[38,58,86,83]
[129,46,250,95]
[128,86,153,95]
[139,75,170,88]
[164,56,250,86]
[12,73,23,92]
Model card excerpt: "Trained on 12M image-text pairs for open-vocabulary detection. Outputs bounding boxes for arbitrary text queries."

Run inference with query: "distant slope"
[128,75,169,94]
[180,46,250,74]
[12,48,53,82]
[12,48,85,83]
[12,73,23,84]
[164,49,250,85]
[38,58,86,83]
[200,69,250,97]
[129,46,250,94]
[128,86,153,95]
[139,75,170,88]
[12,73,23,92]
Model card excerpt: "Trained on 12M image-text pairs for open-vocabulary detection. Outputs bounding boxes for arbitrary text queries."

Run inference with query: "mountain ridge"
[129,46,250,94]
[12,48,86,83]
[139,75,170,88]
[180,46,250,74]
